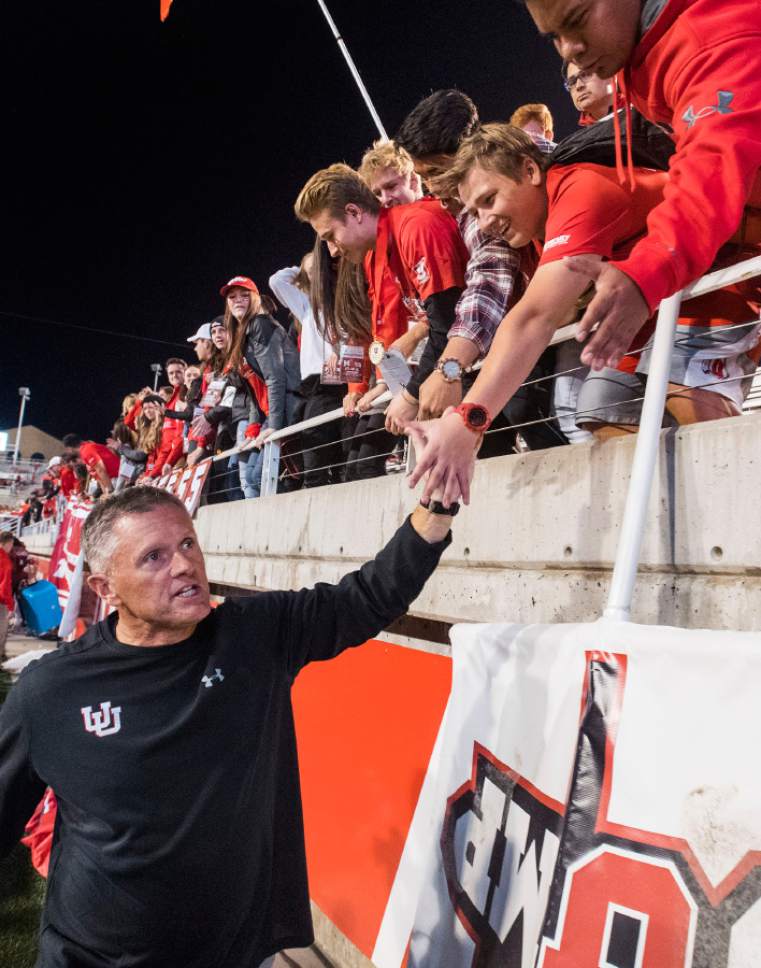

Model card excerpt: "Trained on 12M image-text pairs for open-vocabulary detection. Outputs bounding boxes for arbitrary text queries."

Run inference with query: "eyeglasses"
[564,68,595,92]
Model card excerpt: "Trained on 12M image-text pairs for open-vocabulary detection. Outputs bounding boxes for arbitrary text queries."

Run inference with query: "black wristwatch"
[420,498,460,516]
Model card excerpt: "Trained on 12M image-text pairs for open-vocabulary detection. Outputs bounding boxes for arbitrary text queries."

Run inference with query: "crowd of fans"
[14,8,761,509]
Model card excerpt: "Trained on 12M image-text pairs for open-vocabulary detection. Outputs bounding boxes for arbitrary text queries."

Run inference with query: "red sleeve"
[396,207,467,301]
[0,555,13,611]
[165,437,184,469]
[124,401,142,430]
[78,442,99,470]
[147,435,172,477]
[617,30,761,310]
[539,167,641,267]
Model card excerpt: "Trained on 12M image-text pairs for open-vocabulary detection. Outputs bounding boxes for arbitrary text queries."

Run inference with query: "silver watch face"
[439,359,462,382]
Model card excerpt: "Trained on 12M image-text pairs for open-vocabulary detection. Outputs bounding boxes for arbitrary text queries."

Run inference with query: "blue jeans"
[236,421,262,499]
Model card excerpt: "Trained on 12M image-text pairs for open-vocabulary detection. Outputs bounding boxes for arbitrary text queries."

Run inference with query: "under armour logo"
[81,701,122,737]
[201,668,224,688]
[682,90,734,127]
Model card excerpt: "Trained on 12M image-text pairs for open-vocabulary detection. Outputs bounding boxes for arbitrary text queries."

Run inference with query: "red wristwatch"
[453,402,492,433]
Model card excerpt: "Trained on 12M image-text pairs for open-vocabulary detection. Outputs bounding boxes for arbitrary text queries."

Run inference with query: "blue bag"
[19,580,63,636]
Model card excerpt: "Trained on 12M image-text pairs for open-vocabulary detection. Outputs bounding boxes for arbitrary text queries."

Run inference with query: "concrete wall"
[196,413,761,634]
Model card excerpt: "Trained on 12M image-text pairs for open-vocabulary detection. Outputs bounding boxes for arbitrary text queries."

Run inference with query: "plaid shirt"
[447,211,524,359]
[448,134,555,358]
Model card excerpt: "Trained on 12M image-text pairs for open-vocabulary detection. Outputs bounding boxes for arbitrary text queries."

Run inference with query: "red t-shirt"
[539,163,666,372]
[79,441,120,480]
[359,197,468,392]
[59,465,78,497]
[541,162,761,369]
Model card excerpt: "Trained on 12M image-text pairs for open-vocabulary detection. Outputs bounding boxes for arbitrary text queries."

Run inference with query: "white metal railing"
[0,513,22,537]
[603,254,761,621]
[209,317,583,496]
[0,458,46,487]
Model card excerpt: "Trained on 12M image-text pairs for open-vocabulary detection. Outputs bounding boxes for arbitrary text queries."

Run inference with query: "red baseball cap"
[220,275,259,298]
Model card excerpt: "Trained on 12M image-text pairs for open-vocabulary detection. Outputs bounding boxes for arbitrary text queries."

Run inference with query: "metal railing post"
[260,441,281,498]
[603,291,683,622]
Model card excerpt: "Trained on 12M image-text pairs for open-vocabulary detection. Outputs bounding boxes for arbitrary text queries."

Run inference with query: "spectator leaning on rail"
[0,483,454,967]
[521,0,761,370]
[389,89,566,451]
[406,122,761,505]
[62,434,120,497]
[295,163,470,454]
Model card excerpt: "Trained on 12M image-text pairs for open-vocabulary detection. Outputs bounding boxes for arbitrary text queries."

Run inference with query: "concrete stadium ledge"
[196,413,761,633]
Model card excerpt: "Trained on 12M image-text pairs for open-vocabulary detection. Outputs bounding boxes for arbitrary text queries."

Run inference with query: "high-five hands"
[406,408,480,508]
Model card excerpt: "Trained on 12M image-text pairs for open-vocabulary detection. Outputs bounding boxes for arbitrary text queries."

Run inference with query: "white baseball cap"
[48,456,62,468]
[187,323,212,343]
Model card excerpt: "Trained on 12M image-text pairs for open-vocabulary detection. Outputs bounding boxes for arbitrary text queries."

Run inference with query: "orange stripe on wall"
[293,639,452,958]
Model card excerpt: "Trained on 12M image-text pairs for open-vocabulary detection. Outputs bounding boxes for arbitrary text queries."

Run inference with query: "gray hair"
[82,487,189,573]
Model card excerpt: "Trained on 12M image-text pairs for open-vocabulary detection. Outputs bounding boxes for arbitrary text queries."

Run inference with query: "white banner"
[373,620,761,968]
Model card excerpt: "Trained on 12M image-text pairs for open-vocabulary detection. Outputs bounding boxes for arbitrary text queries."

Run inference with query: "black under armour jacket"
[0,516,450,968]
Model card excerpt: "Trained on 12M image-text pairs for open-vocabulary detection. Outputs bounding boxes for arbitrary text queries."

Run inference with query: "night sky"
[1,0,577,446]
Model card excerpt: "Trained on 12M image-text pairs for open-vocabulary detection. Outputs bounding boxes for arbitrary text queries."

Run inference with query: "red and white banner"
[48,496,94,612]
[144,459,212,516]
[371,621,761,968]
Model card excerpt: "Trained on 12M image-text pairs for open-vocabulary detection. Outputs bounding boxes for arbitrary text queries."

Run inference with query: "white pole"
[315,0,389,141]
[13,388,30,465]
[603,291,683,622]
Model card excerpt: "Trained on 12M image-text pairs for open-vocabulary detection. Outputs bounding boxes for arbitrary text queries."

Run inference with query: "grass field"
[0,671,44,967]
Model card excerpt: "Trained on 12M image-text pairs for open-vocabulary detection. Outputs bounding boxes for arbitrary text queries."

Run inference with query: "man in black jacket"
[0,485,454,967]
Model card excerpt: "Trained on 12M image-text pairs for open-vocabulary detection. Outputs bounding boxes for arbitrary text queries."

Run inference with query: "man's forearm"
[410,504,455,543]
[94,461,113,494]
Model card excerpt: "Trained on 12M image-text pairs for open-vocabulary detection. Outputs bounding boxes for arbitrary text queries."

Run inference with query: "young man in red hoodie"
[523,0,761,369]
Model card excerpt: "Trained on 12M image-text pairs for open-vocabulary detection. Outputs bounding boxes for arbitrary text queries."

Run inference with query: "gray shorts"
[577,320,761,425]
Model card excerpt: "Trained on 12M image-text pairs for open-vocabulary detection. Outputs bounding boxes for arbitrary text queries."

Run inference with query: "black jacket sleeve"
[163,407,193,423]
[204,405,232,428]
[117,443,149,463]
[405,287,463,398]
[0,681,46,857]
[273,515,450,678]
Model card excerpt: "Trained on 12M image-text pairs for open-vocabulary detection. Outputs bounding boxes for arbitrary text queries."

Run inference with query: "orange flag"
[160,0,173,21]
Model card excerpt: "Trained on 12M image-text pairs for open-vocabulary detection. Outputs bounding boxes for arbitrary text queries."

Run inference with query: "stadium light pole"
[13,387,31,465]
[150,363,162,391]
[314,0,388,140]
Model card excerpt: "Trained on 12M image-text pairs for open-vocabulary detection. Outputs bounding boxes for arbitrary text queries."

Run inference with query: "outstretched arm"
[407,258,597,505]
[278,506,452,677]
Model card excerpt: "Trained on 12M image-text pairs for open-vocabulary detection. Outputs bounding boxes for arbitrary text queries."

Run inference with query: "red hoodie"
[610,0,761,312]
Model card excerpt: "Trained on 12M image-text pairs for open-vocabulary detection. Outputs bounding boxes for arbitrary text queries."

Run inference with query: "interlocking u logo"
[81,701,122,737]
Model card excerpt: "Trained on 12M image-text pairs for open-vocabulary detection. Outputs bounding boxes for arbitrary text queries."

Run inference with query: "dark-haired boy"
[390,90,563,451]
